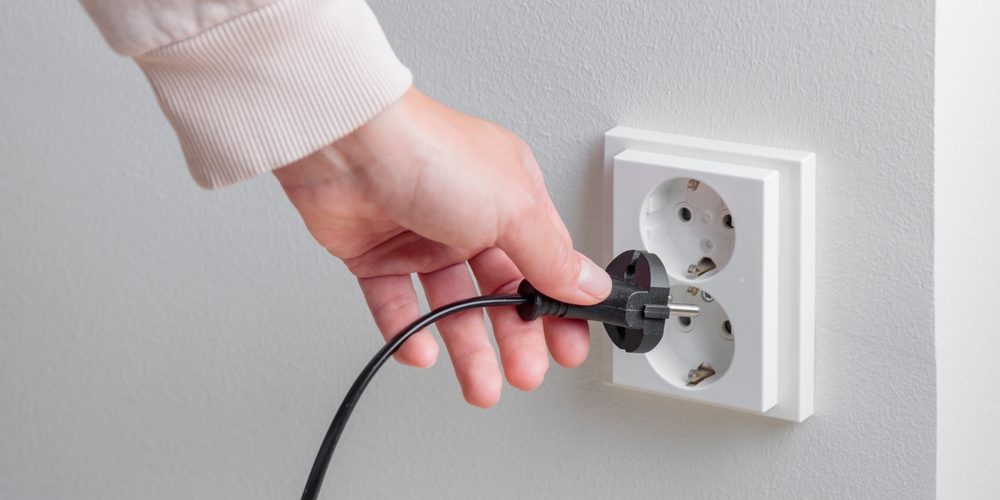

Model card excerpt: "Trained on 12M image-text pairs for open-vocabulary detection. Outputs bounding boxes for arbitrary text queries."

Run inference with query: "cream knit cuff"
[134,0,413,189]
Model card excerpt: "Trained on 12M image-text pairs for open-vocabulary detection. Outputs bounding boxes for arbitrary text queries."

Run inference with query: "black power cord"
[301,293,529,500]
[300,250,699,500]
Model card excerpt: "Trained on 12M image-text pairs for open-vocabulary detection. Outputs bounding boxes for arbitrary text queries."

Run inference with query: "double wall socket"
[603,127,815,422]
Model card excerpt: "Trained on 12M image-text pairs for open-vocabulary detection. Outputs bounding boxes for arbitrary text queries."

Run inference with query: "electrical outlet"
[603,127,815,422]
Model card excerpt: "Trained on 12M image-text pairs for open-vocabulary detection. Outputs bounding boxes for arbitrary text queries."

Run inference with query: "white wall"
[935,1,1000,498]
[1,1,939,498]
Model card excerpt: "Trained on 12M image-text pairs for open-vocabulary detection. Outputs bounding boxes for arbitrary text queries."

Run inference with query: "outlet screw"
[701,291,714,302]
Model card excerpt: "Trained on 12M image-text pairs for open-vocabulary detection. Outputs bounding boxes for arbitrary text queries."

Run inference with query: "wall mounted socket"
[603,127,815,422]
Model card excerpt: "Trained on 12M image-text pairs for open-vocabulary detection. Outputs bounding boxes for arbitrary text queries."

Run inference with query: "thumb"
[497,207,612,305]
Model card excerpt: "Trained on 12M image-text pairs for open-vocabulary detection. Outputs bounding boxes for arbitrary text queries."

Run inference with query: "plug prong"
[643,303,700,320]
[667,303,700,317]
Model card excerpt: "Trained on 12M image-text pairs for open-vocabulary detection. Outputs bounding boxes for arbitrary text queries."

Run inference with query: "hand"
[273,87,612,408]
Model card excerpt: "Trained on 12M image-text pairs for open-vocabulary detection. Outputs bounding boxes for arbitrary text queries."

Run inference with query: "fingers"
[357,275,439,368]
[418,263,502,408]
[542,316,591,368]
[469,248,553,391]
[343,230,476,279]
[496,206,611,306]
[493,141,609,304]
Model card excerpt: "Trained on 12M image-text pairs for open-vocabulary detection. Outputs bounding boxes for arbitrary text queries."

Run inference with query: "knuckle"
[488,277,523,296]
[511,136,532,162]
[343,255,377,278]
[535,238,578,290]
[450,342,495,369]
[369,294,418,325]
[507,190,539,221]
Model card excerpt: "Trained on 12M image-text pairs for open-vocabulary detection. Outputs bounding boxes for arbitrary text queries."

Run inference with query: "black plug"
[516,250,700,353]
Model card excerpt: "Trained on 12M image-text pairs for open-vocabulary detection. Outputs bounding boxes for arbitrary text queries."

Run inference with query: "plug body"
[516,250,698,353]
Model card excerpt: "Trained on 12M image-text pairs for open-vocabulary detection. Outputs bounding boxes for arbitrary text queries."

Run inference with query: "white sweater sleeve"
[80,0,413,189]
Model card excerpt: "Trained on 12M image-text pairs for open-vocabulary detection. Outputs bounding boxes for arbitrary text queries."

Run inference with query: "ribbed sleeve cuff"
[134,0,413,189]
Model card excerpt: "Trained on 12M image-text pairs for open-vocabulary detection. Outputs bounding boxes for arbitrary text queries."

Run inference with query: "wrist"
[274,86,427,189]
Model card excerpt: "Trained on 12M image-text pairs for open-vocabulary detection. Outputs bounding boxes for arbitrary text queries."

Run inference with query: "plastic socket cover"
[603,127,815,422]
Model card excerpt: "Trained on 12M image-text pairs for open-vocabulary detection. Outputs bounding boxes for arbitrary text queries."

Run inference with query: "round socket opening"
[640,178,735,279]
[679,207,692,222]
[646,285,733,389]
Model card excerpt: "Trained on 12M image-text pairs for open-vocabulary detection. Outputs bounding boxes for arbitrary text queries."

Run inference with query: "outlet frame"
[603,127,816,422]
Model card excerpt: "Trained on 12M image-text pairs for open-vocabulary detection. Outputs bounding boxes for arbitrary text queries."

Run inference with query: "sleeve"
[79,0,413,189]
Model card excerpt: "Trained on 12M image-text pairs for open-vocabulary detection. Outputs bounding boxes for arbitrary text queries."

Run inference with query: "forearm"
[80,0,412,189]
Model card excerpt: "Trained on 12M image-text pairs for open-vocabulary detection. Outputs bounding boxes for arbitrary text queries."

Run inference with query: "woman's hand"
[273,87,611,408]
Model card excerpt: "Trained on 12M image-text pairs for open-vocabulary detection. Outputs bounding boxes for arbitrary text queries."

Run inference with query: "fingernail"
[577,254,612,300]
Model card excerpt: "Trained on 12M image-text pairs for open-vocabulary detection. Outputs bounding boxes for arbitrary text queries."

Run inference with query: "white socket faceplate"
[603,127,815,422]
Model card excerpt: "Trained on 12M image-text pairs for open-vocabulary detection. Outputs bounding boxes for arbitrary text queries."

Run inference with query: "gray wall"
[936,1,1000,498]
[1,1,937,498]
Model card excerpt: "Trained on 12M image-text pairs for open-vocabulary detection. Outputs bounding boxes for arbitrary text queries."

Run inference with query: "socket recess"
[603,127,815,422]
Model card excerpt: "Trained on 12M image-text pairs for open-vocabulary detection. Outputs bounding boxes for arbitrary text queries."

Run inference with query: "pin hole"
[679,207,692,222]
